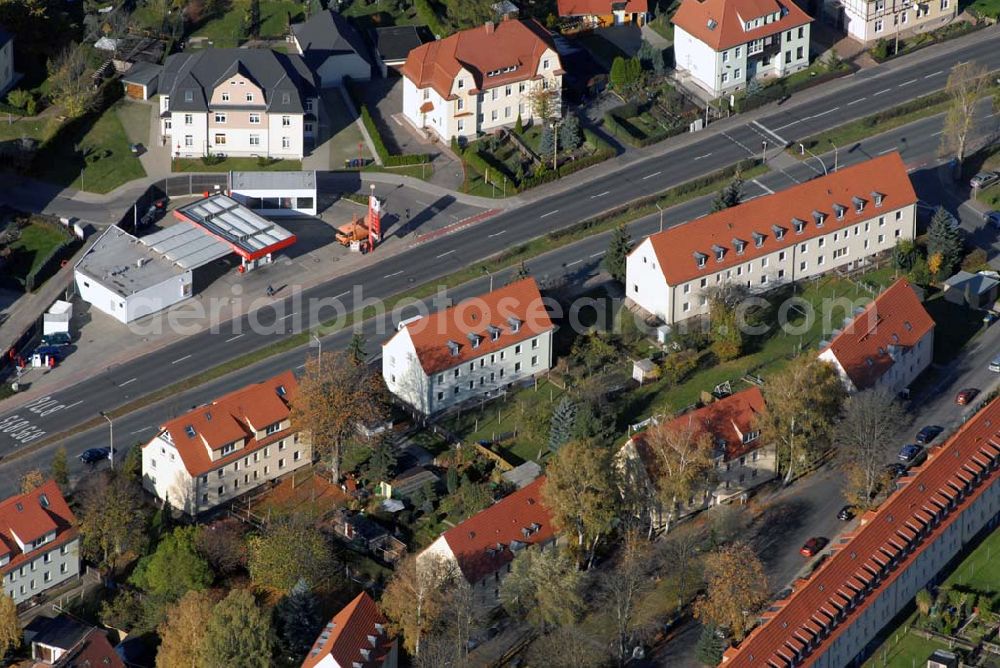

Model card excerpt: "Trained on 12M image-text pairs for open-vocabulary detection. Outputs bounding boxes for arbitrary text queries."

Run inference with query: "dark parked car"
[79,447,110,464]
[915,425,943,445]
[956,388,979,405]
[40,332,72,347]
[800,537,828,557]
[898,444,926,464]
[837,505,856,521]
[886,462,908,479]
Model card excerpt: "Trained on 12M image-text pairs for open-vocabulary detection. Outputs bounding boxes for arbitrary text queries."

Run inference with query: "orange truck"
[335,214,370,248]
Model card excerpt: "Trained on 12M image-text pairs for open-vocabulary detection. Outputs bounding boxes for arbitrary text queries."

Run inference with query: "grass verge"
[173,156,303,172]
[5,159,769,457]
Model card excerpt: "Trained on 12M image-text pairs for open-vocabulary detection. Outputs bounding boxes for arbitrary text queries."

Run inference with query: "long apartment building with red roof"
[672,0,812,97]
[818,278,935,395]
[721,397,1000,667]
[618,386,774,532]
[400,18,563,141]
[417,476,556,610]
[381,277,554,415]
[0,480,80,605]
[141,371,313,515]
[625,153,918,327]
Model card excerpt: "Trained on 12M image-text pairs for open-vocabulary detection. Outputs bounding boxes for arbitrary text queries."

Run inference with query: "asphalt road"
[0,30,997,482]
[0,101,996,495]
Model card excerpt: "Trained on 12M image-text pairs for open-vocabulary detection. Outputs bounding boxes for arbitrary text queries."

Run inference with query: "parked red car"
[800,537,828,558]
[956,388,979,405]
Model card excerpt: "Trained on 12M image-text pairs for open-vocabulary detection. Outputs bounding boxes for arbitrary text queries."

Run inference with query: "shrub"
[201,154,225,166]
[413,0,449,38]
[661,349,700,385]
[6,89,31,110]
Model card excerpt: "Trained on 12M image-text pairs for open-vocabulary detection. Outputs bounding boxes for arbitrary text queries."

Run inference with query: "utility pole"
[761,139,768,164]
[312,334,322,372]
[829,139,839,172]
[799,143,828,175]
[552,119,561,171]
[100,412,114,470]
[656,202,664,233]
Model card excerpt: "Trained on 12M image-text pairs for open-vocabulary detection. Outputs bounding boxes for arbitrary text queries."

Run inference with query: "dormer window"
[282,92,290,104]
[833,204,846,220]
[694,251,708,268]
[185,425,196,438]
[221,442,236,455]
[712,244,726,262]
[872,191,884,207]
[446,340,460,356]
[853,196,866,213]
[467,332,482,349]
[792,218,806,234]
[184,90,193,102]
[488,325,501,341]
[265,422,281,435]
[733,238,747,255]
[772,224,785,240]
[813,211,826,227]
[507,316,521,333]
[752,231,765,247]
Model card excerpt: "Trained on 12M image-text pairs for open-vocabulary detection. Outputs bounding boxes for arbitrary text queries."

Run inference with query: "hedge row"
[359,104,430,167]
[604,104,686,148]
[26,237,78,292]
[734,67,852,113]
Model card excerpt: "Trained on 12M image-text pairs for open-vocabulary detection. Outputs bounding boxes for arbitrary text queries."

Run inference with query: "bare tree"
[941,60,989,165]
[604,530,653,664]
[838,388,906,509]
[47,44,94,119]
[643,419,716,532]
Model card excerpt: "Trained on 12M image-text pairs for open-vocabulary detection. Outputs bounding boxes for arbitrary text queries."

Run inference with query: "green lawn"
[320,89,370,169]
[115,100,151,146]
[618,270,897,421]
[173,156,303,172]
[0,114,60,143]
[4,220,72,285]
[445,378,566,466]
[944,524,1000,594]
[36,101,147,193]
[967,0,1000,17]
[863,623,952,668]
[191,0,304,46]
[341,0,419,28]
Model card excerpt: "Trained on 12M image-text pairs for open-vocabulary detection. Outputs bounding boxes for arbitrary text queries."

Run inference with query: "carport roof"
[140,224,232,270]
[230,170,316,190]
[122,61,162,86]
[174,194,297,261]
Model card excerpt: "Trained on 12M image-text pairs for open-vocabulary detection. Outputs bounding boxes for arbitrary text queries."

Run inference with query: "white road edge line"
[436,249,456,258]
[225,334,244,342]
[878,147,896,155]
[332,290,350,299]
[590,251,605,258]
[279,313,295,321]
[540,210,559,218]
[566,259,583,267]
[694,153,712,160]
[873,88,891,96]
[847,97,866,106]
[642,171,661,180]
[751,120,787,146]
[488,229,506,237]
[384,270,404,278]
[119,378,137,387]
[64,400,83,410]
[752,178,775,195]
[898,78,917,87]
[172,355,192,364]
[931,130,944,137]
[924,70,943,79]
[590,191,610,198]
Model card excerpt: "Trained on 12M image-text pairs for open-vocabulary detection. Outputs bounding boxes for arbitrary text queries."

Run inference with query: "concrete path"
[641,23,671,49]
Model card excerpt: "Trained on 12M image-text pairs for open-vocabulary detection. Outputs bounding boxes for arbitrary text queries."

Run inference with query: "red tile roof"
[0,480,77,577]
[558,0,649,16]
[630,386,766,466]
[637,153,917,287]
[721,398,1000,667]
[401,18,558,99]
[301,592,394,668]
[59,629,126,668]
[440,477,555,584]
[395,277,553,376]
[672,0,812,51]
[149,371,298,477]
[821,279,934,391]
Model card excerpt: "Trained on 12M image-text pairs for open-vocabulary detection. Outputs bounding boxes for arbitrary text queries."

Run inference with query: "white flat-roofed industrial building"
[74,226,203,324]
[228,170,318,216]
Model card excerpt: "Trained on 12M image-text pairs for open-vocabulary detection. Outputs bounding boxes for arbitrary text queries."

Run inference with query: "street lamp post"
[829,139,839,172]
[100,412,114,470]
[798,143,828,176]
[551,119,563,171]
[482,266,494,292]
[656,202,664,233]
[312,334,322,369]
[761,139,768,164]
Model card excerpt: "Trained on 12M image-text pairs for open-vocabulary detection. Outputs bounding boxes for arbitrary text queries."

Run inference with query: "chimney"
[485,20,495,33]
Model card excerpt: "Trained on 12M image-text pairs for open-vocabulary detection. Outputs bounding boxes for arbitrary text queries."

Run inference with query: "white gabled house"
[672,0,812,98]
[818,278,934,395]
[382,278,554,415]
